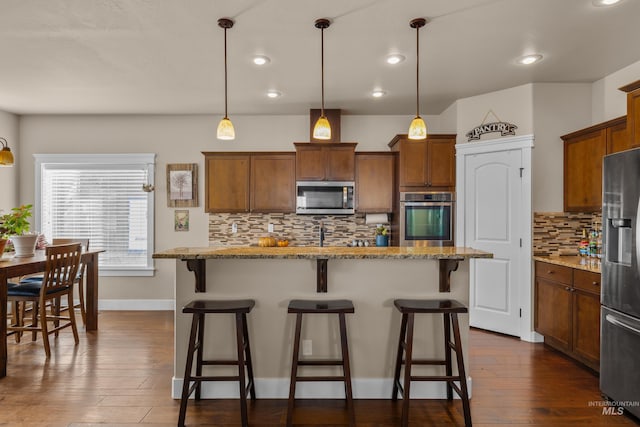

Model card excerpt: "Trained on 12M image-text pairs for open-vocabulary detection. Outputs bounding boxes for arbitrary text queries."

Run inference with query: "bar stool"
[178,300,256,427]
[391,299,472,427]
[286,299,355,427]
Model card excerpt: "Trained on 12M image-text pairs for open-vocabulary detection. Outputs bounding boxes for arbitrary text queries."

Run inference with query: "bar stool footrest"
[298,359,343,366]
[295,375,346,382]
[201,359,245,366]
[411,375,461,382]
[402,359,447,366]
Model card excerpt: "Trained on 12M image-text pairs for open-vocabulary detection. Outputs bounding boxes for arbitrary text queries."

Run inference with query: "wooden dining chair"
[7,243,82,357]
[19,238,89,325]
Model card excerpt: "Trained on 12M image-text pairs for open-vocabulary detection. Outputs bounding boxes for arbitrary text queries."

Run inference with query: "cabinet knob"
[547,270,554,274]
[592,281,600,286]
[565,286,570,291]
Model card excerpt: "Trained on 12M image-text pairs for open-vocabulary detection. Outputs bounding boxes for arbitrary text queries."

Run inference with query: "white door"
[464,149,523,336]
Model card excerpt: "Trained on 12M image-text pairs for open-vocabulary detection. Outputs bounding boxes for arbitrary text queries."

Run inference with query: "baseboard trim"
[171,377,472,400]
[98,299,174,311]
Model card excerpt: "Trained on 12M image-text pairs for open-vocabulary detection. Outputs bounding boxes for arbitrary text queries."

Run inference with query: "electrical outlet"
[231,223,238,233]
[302,339,312,356]
[268,223,274,233]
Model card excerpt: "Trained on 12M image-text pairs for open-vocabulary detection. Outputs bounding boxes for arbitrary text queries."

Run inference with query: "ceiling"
[1,0,640,116]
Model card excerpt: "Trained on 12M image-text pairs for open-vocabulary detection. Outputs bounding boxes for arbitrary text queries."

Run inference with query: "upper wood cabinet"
[620,80,640,149]
[294,143,357,181]
[205,154,250,213]
[388,134,456,190]
[204,152,296,213]
[250,154,296,213]
[562,116,626,212]
[355,152,395,213]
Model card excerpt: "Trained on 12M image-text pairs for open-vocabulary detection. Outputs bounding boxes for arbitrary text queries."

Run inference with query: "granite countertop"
[533,255,601,274]
[153,246,493,260]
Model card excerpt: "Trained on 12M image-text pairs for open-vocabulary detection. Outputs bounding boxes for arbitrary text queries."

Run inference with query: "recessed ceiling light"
[253,55,270,66]
[371,90,386,98]
[266,90,282,98]
[386,54,405,65]
[517,54,543,65]
[592,0,622,6]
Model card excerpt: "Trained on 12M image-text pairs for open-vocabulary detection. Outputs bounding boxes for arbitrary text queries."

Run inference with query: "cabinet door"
[296,145,326,181]
[205,155,250,213]
[607,121,630,154]
[399,140,427,186]
[251,154,296,212]
[628,88,640,148]
[535,277,572,351]
[355,153,394,213]
[326,146,355,181]
[563,129,606,212]
[572,289,601,370]
[428,138,456,187]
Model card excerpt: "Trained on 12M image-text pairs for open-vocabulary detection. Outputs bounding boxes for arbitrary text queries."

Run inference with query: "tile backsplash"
[209,213,385,247]
[533,212,602,256]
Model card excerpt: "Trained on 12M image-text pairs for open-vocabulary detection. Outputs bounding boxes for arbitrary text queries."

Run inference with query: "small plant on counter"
[375,225,388,236]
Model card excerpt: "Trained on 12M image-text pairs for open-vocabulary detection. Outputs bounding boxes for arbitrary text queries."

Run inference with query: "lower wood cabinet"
[534,260,601,371]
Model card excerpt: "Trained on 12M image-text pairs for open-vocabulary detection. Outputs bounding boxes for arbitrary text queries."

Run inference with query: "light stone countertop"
[153,246,493,260]
[533,255,601,274]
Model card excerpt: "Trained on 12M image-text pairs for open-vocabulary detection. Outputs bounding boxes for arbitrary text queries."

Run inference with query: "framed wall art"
[174,210,189,231]
[167,163,198,207]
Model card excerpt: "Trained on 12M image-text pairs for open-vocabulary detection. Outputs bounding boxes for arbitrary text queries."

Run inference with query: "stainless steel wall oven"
[399,192,454,247]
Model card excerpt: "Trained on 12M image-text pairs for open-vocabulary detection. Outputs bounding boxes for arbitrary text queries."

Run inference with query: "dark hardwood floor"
[1,311,638,426]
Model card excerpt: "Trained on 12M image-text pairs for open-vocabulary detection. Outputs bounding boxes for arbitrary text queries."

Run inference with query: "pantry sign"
[466,109,518,141]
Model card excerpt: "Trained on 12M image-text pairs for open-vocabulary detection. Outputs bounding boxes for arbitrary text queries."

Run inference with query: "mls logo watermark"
[602,406,624,416]
[589,399,639,416]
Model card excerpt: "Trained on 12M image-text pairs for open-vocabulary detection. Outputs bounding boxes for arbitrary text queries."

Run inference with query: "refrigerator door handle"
[606,313,640,336]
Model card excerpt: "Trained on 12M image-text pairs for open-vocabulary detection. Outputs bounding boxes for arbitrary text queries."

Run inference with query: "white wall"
[592,59,640,123]
[0,110,19,212]
[17,114,427,303]
[532,83,592,212]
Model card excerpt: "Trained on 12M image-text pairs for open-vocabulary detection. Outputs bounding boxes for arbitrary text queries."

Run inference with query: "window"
[35,154,155,276]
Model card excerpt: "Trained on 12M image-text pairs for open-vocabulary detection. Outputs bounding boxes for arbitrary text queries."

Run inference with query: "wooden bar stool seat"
[392,299,472,427]
[178,299,256,427]
[286,299,355,427]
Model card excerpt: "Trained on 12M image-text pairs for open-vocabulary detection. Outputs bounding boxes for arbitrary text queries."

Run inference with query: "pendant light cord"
[415,24,420,118]
[224,26,229,119]
[321,26,325,116]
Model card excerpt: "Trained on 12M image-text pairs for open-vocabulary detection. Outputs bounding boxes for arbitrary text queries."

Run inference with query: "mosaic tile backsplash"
[209,213,386,247]
[533,212,602,256]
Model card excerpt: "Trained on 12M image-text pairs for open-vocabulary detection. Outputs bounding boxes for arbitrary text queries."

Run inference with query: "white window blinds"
[35,154,155,276]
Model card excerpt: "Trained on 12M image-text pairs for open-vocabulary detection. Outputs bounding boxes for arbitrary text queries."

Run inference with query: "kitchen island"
[154,246,492,399]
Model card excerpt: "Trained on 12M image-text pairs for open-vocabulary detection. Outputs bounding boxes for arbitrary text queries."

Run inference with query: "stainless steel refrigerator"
[601,147,640,418]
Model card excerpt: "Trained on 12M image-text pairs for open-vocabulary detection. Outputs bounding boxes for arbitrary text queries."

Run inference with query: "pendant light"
[408,18,427,140]
[0,138,14,166]
[313,18,331,140]
[217,18,235,140]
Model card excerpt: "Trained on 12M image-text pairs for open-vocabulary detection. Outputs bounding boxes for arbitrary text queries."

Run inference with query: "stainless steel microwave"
[296,181,355,215]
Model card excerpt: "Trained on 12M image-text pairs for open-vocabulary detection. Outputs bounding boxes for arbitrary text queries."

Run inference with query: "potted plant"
[375,225,389,247]
[0,204,38,257]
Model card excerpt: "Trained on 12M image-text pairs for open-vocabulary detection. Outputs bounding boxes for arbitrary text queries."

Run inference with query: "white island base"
[167,254,478,400]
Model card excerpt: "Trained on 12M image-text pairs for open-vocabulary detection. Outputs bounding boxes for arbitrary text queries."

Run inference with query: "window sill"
[99,267,156,277]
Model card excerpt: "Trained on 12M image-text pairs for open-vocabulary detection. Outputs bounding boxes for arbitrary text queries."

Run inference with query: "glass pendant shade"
[217,117,235,140]
[313,115,331,140]
[408,116,427,140]
[0,138,14,166]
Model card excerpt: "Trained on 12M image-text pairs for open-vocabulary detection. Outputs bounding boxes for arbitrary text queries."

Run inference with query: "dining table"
[0,249,102,377]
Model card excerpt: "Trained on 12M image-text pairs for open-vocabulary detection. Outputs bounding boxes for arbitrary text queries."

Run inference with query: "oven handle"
[606,313,640,336]
[401,201,454,207]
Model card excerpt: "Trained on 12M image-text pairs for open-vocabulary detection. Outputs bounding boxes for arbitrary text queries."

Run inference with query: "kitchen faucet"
[319,221,326,247]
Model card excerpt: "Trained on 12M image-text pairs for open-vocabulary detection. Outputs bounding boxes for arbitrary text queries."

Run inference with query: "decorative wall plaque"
[466,110,518,141]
